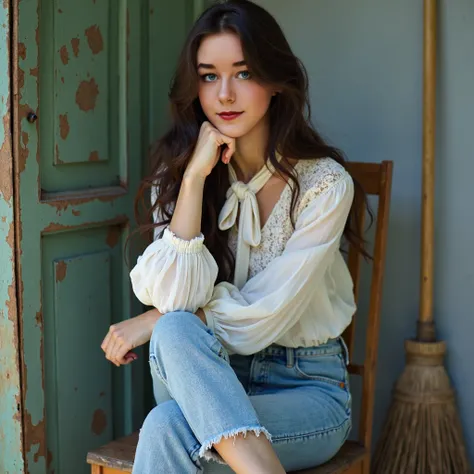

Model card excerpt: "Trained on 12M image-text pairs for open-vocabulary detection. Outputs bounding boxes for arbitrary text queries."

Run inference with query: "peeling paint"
[75,78,99,112]
[6,220,14,250]
[85,25,103,55]
[17,66,24,91]
[55,261,67,282]
[59,113,69,140]
[71,209,81,216]
[46,194,126,214]
[29,66,38,77]
[106,226,121,248]
[55,143,64,165]
[59,45,69,65]
[88,150,99,162]
[23,410,47,463]
[91,409,107,435]
[18,42,26,60]
[71,37,80,57]
[6,283,16,325]
[43,215,129,234]
[0,114,13,202]
[47,450,53,468]
[18,104,32,174]
[35,311,42,328]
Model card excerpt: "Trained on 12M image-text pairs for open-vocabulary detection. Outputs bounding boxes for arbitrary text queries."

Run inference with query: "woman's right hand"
[101,308,162,367]
[184,121,236,180]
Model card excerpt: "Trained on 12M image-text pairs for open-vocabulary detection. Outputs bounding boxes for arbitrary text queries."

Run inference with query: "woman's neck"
[231,117,269,183]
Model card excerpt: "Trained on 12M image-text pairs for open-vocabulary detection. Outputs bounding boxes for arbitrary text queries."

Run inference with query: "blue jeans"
[132,311,351,473]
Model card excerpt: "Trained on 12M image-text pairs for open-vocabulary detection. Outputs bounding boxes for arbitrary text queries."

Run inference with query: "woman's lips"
[218,112,243,121]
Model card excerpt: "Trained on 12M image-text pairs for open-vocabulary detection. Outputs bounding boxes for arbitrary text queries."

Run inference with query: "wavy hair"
[131,0,372,283]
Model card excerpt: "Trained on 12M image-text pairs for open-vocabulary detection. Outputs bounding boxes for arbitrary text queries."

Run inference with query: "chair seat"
[87,432,138,472]
[86,433,366,473]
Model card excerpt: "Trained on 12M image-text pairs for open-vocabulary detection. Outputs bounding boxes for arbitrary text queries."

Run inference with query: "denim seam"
[149,354,167,387]
[210,339,230,364]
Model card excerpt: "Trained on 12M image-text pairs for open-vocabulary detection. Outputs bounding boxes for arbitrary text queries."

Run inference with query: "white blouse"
[130,157,356,356]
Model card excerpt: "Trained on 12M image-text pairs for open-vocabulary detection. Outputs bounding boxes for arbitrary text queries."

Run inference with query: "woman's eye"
[237,70,251,80]
[202,74,218,82]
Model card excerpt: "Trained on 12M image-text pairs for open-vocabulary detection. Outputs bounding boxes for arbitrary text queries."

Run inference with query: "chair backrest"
[342,161,393,451]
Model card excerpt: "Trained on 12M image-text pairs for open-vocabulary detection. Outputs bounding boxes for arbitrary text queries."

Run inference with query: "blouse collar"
[218,153,283,289]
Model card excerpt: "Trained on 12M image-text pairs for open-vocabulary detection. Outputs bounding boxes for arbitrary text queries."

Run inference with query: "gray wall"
[255,0,473,464]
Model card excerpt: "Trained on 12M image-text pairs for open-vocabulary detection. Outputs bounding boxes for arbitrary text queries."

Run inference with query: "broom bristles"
[372,340,472,474]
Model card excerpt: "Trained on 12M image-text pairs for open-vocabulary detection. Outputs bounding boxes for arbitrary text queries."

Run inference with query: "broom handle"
[418,0,437,341]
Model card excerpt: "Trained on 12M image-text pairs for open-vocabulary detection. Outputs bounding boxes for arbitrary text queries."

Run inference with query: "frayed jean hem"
[197,425,273,464]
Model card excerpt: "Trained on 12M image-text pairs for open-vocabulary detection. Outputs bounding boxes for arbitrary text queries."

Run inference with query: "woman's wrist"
[145,308,163,332]
[182,169,207,185]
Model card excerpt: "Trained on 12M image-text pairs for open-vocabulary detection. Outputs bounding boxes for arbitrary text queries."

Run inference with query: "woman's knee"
[150,310,207,351]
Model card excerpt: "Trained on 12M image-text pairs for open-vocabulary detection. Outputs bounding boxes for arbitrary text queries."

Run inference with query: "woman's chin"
[215,123,249,139]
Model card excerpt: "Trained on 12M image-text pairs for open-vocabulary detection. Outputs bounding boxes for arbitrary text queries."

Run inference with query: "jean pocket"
[294,353,347,387]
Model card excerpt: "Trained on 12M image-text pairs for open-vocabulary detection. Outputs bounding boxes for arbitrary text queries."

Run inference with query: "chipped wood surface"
[86,432,138,471]
[0,0,24,472]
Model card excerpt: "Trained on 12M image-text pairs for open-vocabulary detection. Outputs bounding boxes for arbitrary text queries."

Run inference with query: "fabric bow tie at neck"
[218,154,282,289]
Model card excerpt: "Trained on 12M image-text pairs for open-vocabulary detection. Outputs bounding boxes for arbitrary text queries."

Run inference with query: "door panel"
[17,1,143,473]
[40,0,127,192]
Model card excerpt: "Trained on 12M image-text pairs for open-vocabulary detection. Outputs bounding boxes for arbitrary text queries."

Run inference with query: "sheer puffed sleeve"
[129,186,218,314]
[202,173,354,355]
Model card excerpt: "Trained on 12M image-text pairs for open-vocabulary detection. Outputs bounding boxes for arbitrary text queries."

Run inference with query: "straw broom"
[371,1,472,473]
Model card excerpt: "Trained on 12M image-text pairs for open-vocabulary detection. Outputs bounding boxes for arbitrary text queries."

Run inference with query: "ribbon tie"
[218,154,282,289]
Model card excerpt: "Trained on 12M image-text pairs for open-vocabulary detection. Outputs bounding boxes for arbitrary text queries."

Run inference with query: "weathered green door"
[16,1,196,473]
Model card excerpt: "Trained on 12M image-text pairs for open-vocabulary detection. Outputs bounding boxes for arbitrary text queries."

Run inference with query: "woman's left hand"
[101,309,162,367]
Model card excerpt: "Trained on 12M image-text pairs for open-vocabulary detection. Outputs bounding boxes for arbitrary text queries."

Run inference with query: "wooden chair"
[87,160,393,474]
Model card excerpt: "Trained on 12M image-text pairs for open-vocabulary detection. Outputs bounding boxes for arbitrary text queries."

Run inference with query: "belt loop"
[286,347,295,368]
[338,337,350,365]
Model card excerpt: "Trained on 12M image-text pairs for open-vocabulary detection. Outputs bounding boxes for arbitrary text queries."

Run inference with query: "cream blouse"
[130,157,356,356]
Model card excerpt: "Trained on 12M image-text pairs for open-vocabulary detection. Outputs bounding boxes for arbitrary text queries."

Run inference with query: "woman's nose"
[218,79,235,104]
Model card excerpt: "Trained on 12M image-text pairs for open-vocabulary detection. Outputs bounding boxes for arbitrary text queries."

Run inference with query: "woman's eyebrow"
[197,60,246,69]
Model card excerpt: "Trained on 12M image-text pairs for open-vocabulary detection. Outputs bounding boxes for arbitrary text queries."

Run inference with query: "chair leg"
[362,454,370,474]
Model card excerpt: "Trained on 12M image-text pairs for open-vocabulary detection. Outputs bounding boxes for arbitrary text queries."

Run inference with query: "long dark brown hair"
[132,0,371,283]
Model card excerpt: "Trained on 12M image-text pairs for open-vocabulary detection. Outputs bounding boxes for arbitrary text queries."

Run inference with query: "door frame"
[0,0,24,472]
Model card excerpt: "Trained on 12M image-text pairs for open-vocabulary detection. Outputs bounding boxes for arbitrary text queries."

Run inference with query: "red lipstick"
[218,111,243,121]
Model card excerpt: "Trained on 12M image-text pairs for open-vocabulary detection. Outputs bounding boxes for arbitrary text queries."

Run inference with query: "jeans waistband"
[258,337,350,366]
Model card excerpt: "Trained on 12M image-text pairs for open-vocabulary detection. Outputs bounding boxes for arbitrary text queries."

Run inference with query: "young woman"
[101,1,369,472]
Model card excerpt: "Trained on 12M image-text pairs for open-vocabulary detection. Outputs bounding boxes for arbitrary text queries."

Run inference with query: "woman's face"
[197,32,275,139]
